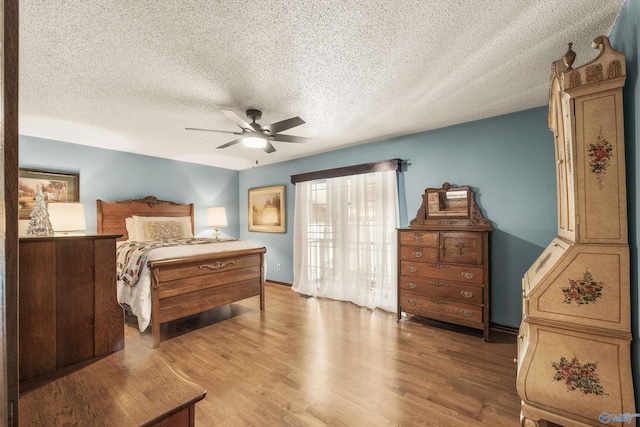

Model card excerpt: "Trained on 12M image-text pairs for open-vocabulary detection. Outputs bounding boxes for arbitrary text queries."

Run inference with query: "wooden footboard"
[148,247,266,348]
[97,197,268,349]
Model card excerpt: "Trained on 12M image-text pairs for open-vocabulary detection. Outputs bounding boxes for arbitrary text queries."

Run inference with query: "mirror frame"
[409,182,492,230]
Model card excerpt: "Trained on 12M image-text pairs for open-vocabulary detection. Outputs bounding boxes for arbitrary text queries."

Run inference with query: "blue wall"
[239,107,557,328]
[610,0,640,411]
[19,135,240,238]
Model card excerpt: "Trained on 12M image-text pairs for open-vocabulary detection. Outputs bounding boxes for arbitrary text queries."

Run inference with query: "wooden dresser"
[516,37,635,426]
[398,183,492,340]
[18,234,124,381]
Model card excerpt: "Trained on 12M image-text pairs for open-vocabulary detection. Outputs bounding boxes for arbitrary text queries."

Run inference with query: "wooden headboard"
[97,196,195,241]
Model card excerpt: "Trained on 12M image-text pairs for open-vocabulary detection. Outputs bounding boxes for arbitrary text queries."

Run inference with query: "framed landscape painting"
[18,168,79,219]
[248,185,285,233]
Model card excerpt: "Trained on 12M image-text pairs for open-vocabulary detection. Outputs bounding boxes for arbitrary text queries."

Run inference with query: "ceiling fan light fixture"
[190,109,310,153]
[243,134,267,148]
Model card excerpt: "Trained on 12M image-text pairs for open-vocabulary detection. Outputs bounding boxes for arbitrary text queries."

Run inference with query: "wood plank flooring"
[124,283,521,426]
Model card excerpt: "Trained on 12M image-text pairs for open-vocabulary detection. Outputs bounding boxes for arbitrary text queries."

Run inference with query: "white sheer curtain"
[292,169,399,312]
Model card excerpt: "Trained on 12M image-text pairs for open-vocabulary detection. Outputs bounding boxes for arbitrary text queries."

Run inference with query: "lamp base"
[214,227,221,240]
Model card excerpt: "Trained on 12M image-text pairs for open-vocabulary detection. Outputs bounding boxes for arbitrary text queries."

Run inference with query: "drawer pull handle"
[407,299,417,306]
[407,282,417,289]
[513,358,518,364]
[460,291,474,298]
[430,263,448,269]
[461,271,474,279]
[431,298,447,304]
[412,251,423,258]
[413,236,423,243]
[461,310,473,317]
[428,280,448,287]
[518,334,524,340]
[408,266,418,273]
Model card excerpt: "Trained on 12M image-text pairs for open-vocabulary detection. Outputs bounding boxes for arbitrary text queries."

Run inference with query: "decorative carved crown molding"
[557,36,626,91]
[409,182,492,230]
[116,196,181,208]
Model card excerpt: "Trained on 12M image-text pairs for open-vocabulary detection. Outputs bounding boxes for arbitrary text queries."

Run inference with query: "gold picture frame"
[248,185,285,233]
[18,168,79,219]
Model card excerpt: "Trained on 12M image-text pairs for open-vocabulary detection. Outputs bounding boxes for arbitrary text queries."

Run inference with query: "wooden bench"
[19,348,206,426]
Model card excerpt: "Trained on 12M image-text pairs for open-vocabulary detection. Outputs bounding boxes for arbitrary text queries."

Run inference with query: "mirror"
[426,188,469,218]
[410,182,491,229]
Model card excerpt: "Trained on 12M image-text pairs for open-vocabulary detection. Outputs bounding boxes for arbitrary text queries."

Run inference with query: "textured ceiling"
[20,1,625,170]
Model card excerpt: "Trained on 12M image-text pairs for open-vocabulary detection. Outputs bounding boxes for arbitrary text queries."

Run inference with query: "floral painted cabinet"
[516,37,635,426]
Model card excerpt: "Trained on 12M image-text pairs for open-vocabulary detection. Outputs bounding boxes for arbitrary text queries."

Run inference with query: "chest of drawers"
[398,183,492,340]
[398,229,490,339]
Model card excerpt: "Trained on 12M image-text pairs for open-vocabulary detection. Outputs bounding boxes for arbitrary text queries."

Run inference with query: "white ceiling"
[19,1,625,171]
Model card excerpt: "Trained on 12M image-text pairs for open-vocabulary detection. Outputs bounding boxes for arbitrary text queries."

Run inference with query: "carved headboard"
[97,196,195,241]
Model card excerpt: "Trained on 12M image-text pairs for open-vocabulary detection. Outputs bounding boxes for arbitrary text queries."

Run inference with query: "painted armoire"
[516,37,635,426]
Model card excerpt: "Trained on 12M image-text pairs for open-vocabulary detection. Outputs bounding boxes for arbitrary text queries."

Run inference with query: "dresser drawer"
[440,232,483,265]
[399,231,438,247]
[399,246,438,262]
[398,276,483,304]
[399,291,483,325]
[400,260,484,285]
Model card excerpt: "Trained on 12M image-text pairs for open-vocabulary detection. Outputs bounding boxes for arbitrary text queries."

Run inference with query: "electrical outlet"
[276,263,281,270]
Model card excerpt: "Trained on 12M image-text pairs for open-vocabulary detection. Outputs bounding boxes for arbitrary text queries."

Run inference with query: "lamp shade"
[48,202,86,232]
[206,207,228,227]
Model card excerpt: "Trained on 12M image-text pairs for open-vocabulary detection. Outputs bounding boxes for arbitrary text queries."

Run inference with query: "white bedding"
[117,239,261,332]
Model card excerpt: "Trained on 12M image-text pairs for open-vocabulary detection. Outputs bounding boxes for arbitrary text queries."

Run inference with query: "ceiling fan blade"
[271,134,313,143]
[216,137,243,149]
[263,117,305,134]
[221,109,254,131]
[263,141,276,153]
[185,127,241,135]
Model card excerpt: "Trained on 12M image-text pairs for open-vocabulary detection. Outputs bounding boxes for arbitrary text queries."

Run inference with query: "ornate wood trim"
[409,182,492,230]
[96,197,194,240]
[198,261,235,271]
[116,195,182,208]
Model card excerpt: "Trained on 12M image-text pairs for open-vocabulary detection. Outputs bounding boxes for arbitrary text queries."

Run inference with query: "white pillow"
[132,216,193,241]
[125,217,137,241]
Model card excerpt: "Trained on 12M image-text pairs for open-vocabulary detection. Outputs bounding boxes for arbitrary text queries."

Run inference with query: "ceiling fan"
[186,109,311,153]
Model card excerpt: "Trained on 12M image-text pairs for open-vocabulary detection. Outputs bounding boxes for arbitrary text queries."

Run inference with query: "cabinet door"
[56,239,95,369]
[19,241,56,380]
[439,232,483,265]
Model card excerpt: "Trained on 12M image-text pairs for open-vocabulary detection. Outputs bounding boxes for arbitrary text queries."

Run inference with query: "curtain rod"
[290,158,408,184]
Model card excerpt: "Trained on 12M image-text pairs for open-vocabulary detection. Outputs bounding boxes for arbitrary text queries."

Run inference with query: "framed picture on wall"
[248,185,285,233]
[18,168,79,219]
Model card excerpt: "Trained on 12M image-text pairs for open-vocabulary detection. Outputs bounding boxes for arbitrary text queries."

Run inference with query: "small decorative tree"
[25,184,55,236]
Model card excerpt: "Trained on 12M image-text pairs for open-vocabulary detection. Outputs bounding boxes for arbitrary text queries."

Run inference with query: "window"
[292,169,399,311]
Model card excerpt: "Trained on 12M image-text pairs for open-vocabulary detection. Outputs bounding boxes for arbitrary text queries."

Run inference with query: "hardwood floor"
[124,282,521,426]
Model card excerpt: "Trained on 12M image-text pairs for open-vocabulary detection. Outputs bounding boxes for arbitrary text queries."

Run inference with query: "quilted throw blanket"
[116,238,235,287]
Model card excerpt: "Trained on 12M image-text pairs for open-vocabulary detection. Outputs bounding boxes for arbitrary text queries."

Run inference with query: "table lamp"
[48,202,86,234]
[206,206,227,240]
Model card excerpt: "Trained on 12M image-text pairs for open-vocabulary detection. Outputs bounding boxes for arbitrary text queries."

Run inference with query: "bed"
[97,196,266,348]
